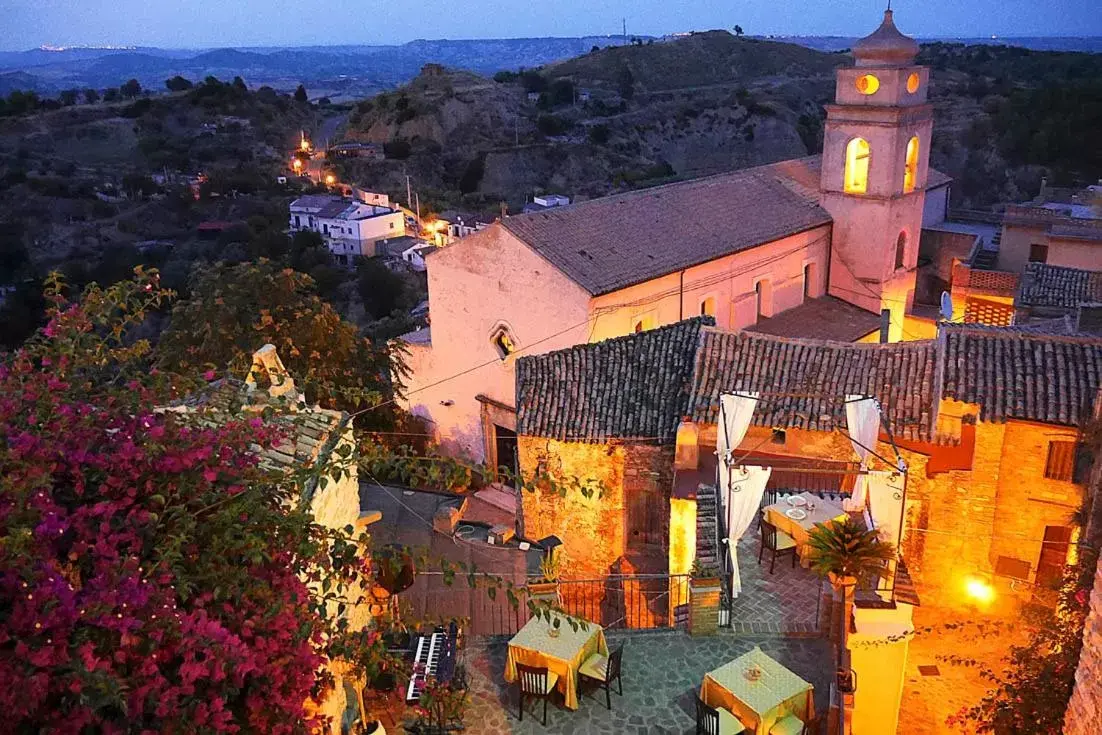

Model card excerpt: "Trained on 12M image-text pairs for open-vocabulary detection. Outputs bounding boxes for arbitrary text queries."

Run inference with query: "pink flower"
[203,370,216,381]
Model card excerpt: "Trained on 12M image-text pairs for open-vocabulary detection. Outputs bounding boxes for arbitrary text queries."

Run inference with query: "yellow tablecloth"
[700,647,815,735]
[764,492,847,564]
[504,614,607,710]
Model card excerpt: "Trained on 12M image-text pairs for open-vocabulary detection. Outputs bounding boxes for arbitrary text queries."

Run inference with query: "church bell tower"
[821,9,933,342]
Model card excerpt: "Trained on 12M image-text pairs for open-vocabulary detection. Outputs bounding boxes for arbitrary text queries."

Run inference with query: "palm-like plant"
[806,517,895,586]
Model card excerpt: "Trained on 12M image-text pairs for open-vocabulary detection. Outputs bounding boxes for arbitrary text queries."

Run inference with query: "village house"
[512,316,1102,615]
[289,194,406,263]
[401,10,956,464]
[329,141,386,161]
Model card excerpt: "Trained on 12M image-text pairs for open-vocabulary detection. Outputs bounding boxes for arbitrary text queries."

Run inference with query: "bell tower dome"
[820,8,933,342]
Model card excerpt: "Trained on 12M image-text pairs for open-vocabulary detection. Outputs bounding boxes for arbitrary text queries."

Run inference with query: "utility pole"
[514,116,519,146]
[406,174,412,210]
[415,192,421,229]
[622,18,626,40]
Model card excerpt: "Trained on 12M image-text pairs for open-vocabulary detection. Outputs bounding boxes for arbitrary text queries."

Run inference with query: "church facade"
[401,11,950,466]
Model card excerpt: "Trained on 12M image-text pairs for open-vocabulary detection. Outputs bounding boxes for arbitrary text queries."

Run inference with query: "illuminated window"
[907,72,921,94]
[895,231,907,270]
[633,315,655,333]
[855,74,880,95]
[904,136,920,193]
[491,325,517,360]
[844,137,870,194]
[700,296,716,317]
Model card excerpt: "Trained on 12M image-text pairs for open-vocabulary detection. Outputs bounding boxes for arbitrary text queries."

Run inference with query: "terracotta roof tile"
[940,325,1102,426]
[501,157,832,296]
[515,317,710,442]
[1017,263,1102,309]
[747,296,881,342]
[688,330,938,441]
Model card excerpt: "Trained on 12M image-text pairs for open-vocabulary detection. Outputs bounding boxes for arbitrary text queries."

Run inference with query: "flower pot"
[363,721,385,735]
[828,572,858,589]
[527,580,559,596]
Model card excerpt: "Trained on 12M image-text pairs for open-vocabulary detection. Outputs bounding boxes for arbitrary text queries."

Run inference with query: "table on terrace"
[764,491,847,566]
[700,646,815,735]
[504,613,607,710]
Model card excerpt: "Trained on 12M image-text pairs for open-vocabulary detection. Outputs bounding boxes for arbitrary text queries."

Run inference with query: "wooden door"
[1035,525,1072,587]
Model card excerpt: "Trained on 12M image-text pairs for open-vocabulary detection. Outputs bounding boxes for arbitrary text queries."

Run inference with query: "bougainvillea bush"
[0,271,378,732]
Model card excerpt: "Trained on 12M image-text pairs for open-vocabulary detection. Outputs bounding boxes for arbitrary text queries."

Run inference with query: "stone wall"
[1065,554,1102,734]
[517,437,673,579]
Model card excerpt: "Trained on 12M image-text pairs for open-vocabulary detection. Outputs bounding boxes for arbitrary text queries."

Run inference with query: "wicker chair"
[515,663,559,725]
[579,643,624,710]
[696,697,747,735]
[758,518,798,574]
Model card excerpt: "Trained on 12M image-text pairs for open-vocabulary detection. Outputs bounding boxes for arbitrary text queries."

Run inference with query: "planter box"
[689,578,722,636]
[527,580,561,607]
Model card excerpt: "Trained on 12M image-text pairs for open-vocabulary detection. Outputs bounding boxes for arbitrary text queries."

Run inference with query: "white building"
[289,195,406,263]
[533,194,570,208]
[401,242,437,271]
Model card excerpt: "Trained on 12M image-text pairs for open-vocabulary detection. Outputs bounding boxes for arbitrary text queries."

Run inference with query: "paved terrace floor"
[728,533,826,635]
[457,630,832,735]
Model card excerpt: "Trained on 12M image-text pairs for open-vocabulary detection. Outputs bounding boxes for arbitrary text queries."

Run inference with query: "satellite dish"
[939,291,953,322]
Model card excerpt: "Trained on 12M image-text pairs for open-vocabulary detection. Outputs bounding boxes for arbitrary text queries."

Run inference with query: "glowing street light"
[292,159,303,172]
[965,576,995,605]
[325,174,336,186]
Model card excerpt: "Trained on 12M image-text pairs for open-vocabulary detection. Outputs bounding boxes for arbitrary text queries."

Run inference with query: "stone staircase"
[695,484,721,571]
[972,229,1001,270]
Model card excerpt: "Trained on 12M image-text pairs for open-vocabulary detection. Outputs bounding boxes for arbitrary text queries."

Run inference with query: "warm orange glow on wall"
[906,73,921,94]
[855,74,880,95]
[669,497,696,578]
[903,136,920,194]
[844,137,870,194]
[965,576,995,605]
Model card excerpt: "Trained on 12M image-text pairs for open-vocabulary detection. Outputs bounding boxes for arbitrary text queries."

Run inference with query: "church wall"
[588,224,832,339]
[401,224,592,460]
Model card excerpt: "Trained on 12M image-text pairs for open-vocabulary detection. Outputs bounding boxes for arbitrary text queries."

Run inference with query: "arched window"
[490,324,517,360]
[700,296,716,317]
[906,72,921,94]
[855,74,880,95]
[755,280,773,319]
[903,136,920,194]
[895,231,907,270]
[844,137,870,194]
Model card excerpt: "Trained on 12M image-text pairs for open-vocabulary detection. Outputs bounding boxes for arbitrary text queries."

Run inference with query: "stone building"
[168,345,373,732]
[1065,552,1102,734]
[401,10,956,466]
[510,318,1102,609]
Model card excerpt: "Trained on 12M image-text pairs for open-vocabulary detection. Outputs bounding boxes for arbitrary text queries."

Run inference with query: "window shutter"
[1044,441,1077,482]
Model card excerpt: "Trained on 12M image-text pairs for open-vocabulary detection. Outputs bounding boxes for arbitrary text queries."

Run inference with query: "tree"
[83,88,100,104]
[357,257,410,320]
[58,88,79,106]
[0,219,28,277]
[157,260,404,421]
[120,78,142,99]
[165,75,194,92]
[588,124,610,145]
[734,25,744,37]
[294,84,308,104]
[232,76,248,92]
[103,87,121,103]
[0,270,390,731]
[617,66,635,101]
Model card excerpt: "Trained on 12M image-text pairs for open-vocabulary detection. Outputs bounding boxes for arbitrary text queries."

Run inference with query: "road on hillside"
[305,112,348,184]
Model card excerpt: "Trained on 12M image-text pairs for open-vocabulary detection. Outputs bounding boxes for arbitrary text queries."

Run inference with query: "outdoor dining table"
[763,491,847,566]
[699,646,815,735]
[503,613,607,710]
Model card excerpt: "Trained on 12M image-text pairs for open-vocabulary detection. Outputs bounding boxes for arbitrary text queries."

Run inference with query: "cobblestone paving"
[449,631,832,735]
[728,534,826,635]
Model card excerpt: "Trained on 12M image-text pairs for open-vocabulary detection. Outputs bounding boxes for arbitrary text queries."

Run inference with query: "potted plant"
[527,552,562,600]
[548,616,562,638]
[374,544,416,596]
[806,518,895,661]
[688,558,722,635]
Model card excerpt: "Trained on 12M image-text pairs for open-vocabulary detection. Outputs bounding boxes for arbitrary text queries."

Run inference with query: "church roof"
[502,157,832,296]
[746,296,883,342]
[852,10,920,68]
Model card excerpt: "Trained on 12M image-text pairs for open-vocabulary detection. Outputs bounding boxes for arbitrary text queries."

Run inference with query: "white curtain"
[843,395,882,512]
[715,392,763,598]
[716,392,759,497]
[724,465,772,598]
[866,470,905,548]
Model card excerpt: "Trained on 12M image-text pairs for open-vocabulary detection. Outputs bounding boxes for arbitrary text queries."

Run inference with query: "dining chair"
[516,663,559,726]
[768,713,807,735]
[757,489,779,528]
[579,642,624,710]
[696,697,747,735]
[758,518,798,574]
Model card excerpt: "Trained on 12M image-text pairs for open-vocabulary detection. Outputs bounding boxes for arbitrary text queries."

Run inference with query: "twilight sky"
[0,0,1098,51]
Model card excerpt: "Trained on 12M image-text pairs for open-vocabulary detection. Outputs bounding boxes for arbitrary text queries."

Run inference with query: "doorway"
[493,424,519,486]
